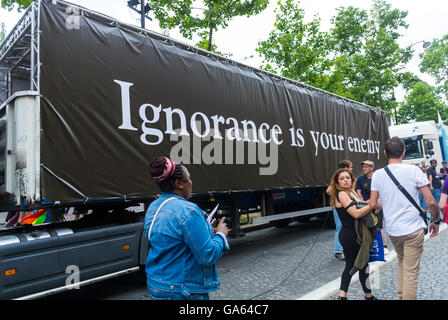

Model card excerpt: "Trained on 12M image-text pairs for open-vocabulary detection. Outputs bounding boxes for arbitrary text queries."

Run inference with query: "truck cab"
[389,121,444,167]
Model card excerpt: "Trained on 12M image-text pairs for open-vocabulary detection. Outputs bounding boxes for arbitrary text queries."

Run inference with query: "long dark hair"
[148,156,185,193]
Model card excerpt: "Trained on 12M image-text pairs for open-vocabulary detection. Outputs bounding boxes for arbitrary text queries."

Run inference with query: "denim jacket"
[143,193,229,295]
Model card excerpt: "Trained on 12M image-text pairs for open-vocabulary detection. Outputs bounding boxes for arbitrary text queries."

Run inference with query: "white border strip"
[14,266,140,300]
[297,223,448,300]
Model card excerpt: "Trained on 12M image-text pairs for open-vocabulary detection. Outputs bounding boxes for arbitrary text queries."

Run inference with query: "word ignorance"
[114,80,381,159]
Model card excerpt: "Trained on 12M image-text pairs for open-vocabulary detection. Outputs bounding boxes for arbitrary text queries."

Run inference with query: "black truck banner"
[38,0,389,202]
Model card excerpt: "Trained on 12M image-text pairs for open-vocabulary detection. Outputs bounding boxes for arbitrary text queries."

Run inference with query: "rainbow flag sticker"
[20,209,51,225]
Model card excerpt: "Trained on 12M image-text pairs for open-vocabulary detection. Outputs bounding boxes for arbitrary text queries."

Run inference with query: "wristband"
[433,219,441,225]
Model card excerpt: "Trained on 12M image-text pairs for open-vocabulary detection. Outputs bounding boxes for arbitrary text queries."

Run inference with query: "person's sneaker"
[365,295,379,300]
[337,296,348,300]
[335,253,345,261]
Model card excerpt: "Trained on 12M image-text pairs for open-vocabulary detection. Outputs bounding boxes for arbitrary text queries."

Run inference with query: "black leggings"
[339,228,372,294]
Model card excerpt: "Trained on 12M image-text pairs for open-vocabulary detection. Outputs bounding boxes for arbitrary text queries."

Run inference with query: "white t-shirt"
[371,163,429,237]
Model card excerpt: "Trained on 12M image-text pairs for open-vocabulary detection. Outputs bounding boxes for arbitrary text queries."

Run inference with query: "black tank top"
[335,190,357,230]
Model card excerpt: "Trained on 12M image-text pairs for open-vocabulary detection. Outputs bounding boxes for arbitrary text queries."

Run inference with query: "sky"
[1,0,447,101]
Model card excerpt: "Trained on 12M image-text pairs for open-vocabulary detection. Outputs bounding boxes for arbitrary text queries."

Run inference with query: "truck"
[0,0,390,299]
[389,120,448,169]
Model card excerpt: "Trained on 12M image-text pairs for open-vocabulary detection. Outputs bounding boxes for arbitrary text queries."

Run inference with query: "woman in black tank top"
[329,168,378,300]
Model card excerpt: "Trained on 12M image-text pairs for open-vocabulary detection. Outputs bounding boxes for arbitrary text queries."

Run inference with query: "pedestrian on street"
[427,159,443,221]
[326,160,353,261]
[370,137,440,300]
[437,173,448,224]
[144,156,230,300]
[356,160,389,255]
[329,168,378,300]
[420,161,428,173]
[440,160,448,181]
[419,161,429,208]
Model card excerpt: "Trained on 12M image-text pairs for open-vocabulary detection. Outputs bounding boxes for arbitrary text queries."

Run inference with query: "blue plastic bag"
[369,230,386,262]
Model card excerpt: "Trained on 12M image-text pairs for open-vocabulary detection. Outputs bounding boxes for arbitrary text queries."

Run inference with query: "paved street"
[212,218,344,300]
[211,217,393,300]
[327,224,448,300]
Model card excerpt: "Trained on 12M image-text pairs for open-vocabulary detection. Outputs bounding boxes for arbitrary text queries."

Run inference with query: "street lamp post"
[412,40,432,49]
[394,39,431,126]
[127,0,152,29]
[400,40,431,62]
[392,93,398,125]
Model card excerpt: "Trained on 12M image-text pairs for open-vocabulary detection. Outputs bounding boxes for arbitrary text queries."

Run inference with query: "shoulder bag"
[338,190,379,228]
[355,201,379,228]
[384,166,428,234]
[148,197,176,243]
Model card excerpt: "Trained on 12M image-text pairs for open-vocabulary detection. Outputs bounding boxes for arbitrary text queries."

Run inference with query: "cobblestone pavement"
[210,217,394,300]
[328,225,448,300]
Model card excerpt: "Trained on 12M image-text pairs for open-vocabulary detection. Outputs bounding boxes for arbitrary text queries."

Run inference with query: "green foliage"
[398,71,422,92]
[195,30,232,57]
[419,34,448,101]
[256,0,341,94]
[328,0,408,112]
[395,35,448,124]
[0,22,6,44]
[148,0,269,53]
[1,0,32,11]
[256,0,409,114]
[397,81,448,124]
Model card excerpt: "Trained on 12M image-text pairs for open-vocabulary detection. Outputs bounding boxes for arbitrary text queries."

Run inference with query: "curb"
[297,223,448,300]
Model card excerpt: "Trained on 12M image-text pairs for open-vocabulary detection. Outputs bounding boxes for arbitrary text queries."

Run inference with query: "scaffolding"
[0,1,40,105]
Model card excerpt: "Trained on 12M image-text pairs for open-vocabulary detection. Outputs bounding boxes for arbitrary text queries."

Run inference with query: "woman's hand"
[214,217,229,237]
[338,192,371,219]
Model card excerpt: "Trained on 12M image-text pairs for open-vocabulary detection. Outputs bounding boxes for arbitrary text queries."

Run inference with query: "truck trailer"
[0,0,389,299]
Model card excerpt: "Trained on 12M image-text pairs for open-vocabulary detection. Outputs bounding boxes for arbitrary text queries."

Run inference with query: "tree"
[148,0,269,52]
[419,34,448,101]
[1,0,32,11]
[256,0,343,94]
[0,22,6,44]
[398,71,422,92]
[328,0,408,112]
[195,30,230,57]
[397,81,448,124]
[256,0,409,113]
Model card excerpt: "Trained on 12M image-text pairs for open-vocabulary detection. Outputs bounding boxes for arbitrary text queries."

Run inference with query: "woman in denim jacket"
[144,156,230,300]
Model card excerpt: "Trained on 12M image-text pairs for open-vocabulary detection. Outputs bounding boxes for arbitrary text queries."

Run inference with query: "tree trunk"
[207,25,213,51]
